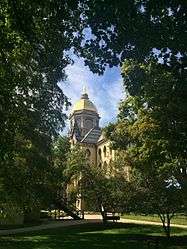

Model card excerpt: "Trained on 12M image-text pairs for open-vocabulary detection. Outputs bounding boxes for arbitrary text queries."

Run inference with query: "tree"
[79,155,130,218]
[77,0,186,74]
[125,169,183,238]
[105,60,187,210]
[1,0,186,146]
[106,120,184,237]
[1,1,186,145]
[0,0,87,215]
[53,143,129,217]
[52,140,88,210]
[125,60,187,212]
[50,136,71,206]
[1,0,186,222]
[104,61,185,236]
[0,130,55,222]
[1,0,80,159]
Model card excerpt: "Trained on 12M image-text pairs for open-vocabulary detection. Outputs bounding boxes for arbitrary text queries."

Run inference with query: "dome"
[72,93,98,113]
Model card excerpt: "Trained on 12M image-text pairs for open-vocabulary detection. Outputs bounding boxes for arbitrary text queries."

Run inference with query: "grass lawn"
[122,214,187,225]
[0,222,187,249]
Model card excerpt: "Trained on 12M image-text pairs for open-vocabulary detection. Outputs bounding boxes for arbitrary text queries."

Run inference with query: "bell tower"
[69,88,100,141]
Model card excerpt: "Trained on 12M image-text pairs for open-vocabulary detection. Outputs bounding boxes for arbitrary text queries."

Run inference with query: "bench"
[103,212,120,222]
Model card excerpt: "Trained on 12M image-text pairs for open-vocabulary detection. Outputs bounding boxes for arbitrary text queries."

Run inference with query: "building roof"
[81,127,102,144]
[71,92,98,114]
[97,133,105,143]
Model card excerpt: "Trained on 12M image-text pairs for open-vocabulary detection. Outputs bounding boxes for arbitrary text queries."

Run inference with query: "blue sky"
[59,56,125,131]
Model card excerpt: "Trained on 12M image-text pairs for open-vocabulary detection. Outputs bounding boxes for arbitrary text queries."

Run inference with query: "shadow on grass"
[0,222,187,249]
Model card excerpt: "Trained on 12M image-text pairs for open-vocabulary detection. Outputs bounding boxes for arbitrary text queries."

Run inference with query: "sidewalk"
[120,218,187,229]
[0,218,101,236]
[85,214,187,229]
[0,215,186,236]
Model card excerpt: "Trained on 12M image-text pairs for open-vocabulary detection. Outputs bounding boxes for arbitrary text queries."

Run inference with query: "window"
[103,161,107,171]
[110,147,112,155]
[76,118,81,126]
[103,146,106,157]
[85,118,93,130]
[85,149,91,157]
[98,148,102,159]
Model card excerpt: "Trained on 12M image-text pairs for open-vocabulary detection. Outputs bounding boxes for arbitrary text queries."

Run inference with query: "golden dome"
[72,93,98,113]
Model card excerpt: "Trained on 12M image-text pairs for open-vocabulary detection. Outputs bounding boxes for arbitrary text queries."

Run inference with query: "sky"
[59,56,125,132]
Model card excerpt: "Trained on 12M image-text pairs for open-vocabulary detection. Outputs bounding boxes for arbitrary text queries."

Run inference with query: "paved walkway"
[120,218,187,229]
[0,215,186,236]
[85,215,187,229]
[0,218,101,236]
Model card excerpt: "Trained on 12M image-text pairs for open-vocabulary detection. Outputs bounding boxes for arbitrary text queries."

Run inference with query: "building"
[68,89,130,216]
[69,89,115,170]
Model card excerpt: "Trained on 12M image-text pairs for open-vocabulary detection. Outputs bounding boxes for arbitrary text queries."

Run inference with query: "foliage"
[80,160,130,214]
[77,0,186,74]
[49,136,71,206]
[52,136,71,186]
[0,0,79,159]
[52,144,130,214]
[128,170,183,238]
[0,202,24,225]
[106,60,187,198]
[0,131,55,220]
[52,140,88,207]
[0,0,186,223]
[104,61,186,237]
[0,0,84,214]
[123,61,186,212]
[1,0,186,151]
[53,136,70,166]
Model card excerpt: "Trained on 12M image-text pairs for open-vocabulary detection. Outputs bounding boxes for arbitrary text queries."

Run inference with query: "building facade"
[69,90,115,169]
[68,89,131,215]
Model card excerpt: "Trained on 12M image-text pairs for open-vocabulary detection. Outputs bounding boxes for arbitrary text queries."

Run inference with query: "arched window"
[98,148,102,159]
[103,146,106,157]
[103,161,107,171]
[85,149,91,157]
[110,147,112,155]
[85,118,93,130]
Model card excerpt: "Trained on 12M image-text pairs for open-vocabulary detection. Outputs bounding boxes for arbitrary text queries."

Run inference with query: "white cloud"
[59,57,124,131]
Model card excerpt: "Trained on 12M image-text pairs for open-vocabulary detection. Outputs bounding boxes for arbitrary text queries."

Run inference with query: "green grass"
[0,222,187,249]
[122,214,187,225]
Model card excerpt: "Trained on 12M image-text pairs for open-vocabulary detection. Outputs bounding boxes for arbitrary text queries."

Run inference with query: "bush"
[0,202,24,225]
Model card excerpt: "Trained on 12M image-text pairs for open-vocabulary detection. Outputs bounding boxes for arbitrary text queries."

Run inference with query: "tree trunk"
[182,178,187,215]
[165,214,171,239]
[159,213,171,239]
[176,168,187,215]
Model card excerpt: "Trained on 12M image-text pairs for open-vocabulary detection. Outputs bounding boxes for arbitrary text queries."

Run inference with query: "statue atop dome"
[82,85,87,94]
